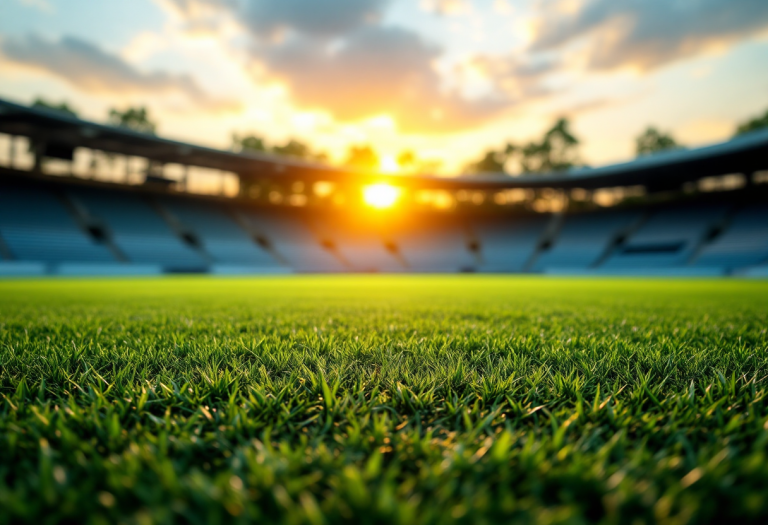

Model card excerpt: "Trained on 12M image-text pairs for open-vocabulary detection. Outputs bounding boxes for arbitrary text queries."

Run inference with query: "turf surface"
[1,276,768,524]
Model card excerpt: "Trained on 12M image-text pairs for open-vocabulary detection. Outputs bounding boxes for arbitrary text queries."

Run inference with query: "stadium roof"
[0,98,353,180]
[1,97,767,191]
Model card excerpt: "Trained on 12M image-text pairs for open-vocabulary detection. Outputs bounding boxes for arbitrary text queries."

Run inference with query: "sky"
[1,0,767,174]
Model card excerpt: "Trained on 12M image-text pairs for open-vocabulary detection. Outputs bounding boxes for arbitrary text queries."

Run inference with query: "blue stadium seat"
[601,205,727,269]
[694,204,768,270]
[160,198,279,268]
[309,216,405,272]
[334,237,406,272]
[69,188,207,270]
[391,221,476,272]
[473,216,549,272]
[240,211,346,273]
[534,211,639,271]
[2,182,766,276]
[0,186,115,263]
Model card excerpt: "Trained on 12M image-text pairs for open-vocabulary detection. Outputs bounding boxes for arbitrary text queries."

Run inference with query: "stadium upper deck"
[0,97,767,276]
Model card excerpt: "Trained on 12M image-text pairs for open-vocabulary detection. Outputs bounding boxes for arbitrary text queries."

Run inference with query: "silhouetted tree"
[108,106,156,134]
[345,145,379,170]
[273,139,311,160]
[464,118,581,175]
[232,133,267,153]
[735,109,768,136]
[32,97,78,117]
[231,133,326,162]
[519,118,580,173]
[463,149,509,174]
[635,126,679,156]
[395,150,442,174]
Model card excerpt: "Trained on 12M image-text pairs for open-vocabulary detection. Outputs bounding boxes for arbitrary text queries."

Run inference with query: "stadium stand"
[533,210,641,271]
[473,216,550,272]
[0,178,766,276]
[0,184,115,265]
[158,197,283,272]
[331,236,406,273]
[601,205,728,270]
[68,188,208,272]
[239,210,346,273]
[391,220,477,272]
[0,97,766,276]
[693,204,768,270]
[309,216,406,273]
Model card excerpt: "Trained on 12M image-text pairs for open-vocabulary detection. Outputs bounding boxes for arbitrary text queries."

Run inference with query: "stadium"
[1,99,767,277]
[2,2,768,524]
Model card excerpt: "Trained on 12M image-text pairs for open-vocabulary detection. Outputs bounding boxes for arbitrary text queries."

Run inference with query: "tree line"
[28,96,768,175]
[32,98,157,134]
[463,106,768,175]
[232,133,443,173]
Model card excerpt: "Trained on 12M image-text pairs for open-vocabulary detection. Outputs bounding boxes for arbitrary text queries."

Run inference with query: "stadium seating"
[694,204,768,270]
[333,235,406,272]
[533,210,640,271]
[473,216,549,272]
[159,197,280,269]
[388,220,477,272]
[743,264,768,277]
[310,216,405,272]
[68,188,208,271]
[0,179,766,275]
[0,185,115,264]
[239,210,346,272]
[601,205,727,269]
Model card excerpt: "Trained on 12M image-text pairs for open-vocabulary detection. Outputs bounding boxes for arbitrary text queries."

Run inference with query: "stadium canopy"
[1,97,766,191]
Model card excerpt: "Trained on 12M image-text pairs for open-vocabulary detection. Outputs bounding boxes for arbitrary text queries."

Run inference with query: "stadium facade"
[0,98,766,277]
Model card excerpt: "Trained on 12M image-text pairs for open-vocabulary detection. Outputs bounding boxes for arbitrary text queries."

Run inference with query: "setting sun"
[362,183,401,209]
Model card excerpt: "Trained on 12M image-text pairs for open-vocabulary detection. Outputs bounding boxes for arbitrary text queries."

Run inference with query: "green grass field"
[1,276,767,524]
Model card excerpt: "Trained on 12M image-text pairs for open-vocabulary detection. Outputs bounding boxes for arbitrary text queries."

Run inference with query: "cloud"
[456,55,559,99]
[156,0,559,132]
[1,34,236,111]
[420,0,472,16]
[163,0,389,39]
[160,0,531,132]
[260,26,509,132]
[240,0,390,39]
[531,0,768,71]
[155,0,233,37]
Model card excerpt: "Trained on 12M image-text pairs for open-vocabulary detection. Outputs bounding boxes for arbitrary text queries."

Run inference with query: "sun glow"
[380,155,400,173]
[362,183,401,209]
